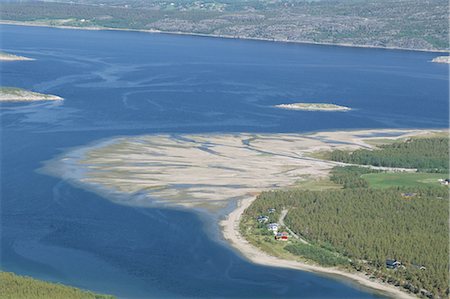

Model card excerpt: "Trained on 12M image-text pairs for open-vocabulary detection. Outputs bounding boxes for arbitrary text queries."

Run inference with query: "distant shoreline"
[1,20,448,54]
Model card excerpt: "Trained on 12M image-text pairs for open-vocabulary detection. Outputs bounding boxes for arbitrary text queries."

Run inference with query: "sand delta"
[43,128,445,299]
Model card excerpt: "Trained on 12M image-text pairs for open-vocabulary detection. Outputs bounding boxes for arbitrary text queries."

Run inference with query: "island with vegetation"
[0,87,63,102]
[1,0,448,52]
[0,271,115,299]
[432,56,450,64]
[241,134,449,299]
[275,103,351,112]
[0,51,33,61]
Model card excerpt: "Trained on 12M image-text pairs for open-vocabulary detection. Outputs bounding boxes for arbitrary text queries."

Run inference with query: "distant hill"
[1,0,448,51]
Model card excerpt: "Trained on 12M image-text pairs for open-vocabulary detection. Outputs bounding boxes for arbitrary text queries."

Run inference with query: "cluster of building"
[256,208,289,241]
[385,259,426,270]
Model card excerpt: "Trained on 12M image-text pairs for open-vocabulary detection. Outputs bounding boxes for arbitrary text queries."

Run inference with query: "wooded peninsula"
[242,135,449,298]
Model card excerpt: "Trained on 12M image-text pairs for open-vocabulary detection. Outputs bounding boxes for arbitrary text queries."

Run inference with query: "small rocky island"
[0,87,63,102]
[431,56,450,64]
[0,52,33,61]
[275,103,351,112]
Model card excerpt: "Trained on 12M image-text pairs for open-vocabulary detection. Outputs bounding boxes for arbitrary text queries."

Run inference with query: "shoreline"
[220,196,416,299]
[43,128,446,298]
[1,20,448,54]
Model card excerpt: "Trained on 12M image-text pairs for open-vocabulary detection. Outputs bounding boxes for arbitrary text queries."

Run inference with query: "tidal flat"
[43,129,437,211]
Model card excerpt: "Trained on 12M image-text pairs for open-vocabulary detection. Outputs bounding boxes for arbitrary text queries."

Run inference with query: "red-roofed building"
[275,232,289,241]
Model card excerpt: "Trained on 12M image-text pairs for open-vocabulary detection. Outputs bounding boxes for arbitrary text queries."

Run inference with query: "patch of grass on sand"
[305,150,333,160]
[362,138,403,147]
[361,172,446,189]
[0,271,115,299]
[0,87,26,95]
[293,177,342,191]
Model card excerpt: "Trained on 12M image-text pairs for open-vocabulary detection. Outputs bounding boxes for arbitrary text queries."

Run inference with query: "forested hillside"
[1,0,448,51]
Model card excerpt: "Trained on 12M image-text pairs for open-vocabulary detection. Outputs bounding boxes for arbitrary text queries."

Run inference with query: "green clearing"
[0,87,26,95]
[0,271,115,299]
[362,172,446,189]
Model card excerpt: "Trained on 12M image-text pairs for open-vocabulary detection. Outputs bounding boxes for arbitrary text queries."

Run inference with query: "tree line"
[329,137,449,172]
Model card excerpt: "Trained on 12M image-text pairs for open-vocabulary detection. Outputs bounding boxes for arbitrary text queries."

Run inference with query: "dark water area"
[0,24,448,298]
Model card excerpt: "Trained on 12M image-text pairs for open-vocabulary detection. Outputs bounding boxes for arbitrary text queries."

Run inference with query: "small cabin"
[275,231,289,241]
[257,215,269,223]
[267,223,279,233]
[401,192,416,198]
[386,259,401,269]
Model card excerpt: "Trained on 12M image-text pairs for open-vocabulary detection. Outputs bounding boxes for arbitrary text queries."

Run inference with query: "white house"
[267,223,279,233]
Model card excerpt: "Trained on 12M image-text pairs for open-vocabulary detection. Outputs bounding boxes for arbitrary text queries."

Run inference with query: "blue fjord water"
[0,24,448,298]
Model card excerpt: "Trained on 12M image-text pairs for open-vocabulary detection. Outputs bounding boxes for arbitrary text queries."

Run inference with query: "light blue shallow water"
[0,24,448,298]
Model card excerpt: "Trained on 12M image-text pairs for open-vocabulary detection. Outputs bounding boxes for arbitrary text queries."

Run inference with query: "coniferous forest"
[243,136,449,298]
[329,137,449,172]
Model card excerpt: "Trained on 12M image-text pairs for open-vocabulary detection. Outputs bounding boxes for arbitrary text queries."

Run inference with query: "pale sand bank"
[275,103,351,111]
[0,87,62,102]
[0,52,33,61]
[432,56,450,64]
[45,129,435,210]
[42,128,445,298]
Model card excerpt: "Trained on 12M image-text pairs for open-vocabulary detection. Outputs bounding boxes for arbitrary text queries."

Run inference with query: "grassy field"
[0,271,115,299]
[362,172,446,189]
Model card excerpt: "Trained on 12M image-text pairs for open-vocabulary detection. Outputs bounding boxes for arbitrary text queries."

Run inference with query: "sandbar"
[0,52,33,61]
[275,103,351,111]
[432,56,450,64]
[0,87,62,102]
